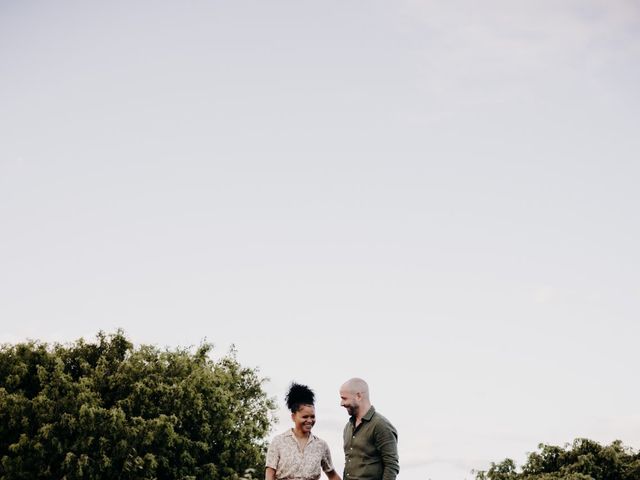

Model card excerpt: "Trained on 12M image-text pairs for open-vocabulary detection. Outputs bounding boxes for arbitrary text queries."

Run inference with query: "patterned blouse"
[266,429,335,480]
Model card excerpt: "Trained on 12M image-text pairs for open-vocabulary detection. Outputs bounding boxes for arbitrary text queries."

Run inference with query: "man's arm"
[374,423,399,480]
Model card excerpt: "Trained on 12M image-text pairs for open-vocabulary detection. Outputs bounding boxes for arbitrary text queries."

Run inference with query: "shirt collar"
[286,428,317,444]
[350,405,376,424]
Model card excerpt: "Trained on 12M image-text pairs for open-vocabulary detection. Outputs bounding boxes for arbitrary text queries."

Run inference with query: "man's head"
[340,377,370,417]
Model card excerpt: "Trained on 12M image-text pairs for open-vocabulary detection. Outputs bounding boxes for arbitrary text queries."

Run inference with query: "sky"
[1,1,639,478]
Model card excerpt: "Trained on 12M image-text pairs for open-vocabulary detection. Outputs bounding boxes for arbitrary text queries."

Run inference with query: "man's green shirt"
[343,406,399,480]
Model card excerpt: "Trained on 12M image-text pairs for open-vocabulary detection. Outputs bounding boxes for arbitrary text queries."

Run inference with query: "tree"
[475,438,640,480]
[0,330,275,480]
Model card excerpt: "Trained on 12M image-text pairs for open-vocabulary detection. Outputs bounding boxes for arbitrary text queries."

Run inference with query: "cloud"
[402,455,481,471]
[0,330,115,347]
[394,0,640,106]
[587,414,640,446]
[534,285,556,304]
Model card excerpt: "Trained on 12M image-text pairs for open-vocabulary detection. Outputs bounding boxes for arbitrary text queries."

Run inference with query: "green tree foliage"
[475,438,640,480]
[0,331,275,480]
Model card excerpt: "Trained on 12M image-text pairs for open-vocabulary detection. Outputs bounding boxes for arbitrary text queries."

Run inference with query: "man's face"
[340,388,359,416]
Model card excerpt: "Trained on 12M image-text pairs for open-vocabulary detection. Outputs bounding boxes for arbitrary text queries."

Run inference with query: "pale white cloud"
[394,0,640,107]
[1,2,639,479]
[534,285,556,304]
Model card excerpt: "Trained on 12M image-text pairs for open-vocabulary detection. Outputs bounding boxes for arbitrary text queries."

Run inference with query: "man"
[339,378,399,480]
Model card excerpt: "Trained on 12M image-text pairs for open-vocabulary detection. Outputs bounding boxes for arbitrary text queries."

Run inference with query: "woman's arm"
[325,470,341,480]
[265,467,277,480]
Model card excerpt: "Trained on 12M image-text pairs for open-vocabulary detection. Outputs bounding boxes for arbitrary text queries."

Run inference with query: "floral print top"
[266,429,335,480]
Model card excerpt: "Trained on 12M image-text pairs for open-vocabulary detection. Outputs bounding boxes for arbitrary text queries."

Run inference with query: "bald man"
[339,378,399,480]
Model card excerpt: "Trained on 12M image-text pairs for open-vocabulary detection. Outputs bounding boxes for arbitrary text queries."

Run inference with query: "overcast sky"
[1,1,639,479]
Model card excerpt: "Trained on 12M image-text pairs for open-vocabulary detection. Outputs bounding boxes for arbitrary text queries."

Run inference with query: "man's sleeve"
[374,422,399,480]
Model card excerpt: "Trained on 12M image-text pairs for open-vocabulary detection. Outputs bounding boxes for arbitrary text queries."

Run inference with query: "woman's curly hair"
[285,382,315,413]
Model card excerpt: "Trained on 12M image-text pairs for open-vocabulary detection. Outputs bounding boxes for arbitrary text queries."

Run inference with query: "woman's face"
[292,404,316,433]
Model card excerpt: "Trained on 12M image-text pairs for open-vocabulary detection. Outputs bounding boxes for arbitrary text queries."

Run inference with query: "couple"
[265,378,399,480]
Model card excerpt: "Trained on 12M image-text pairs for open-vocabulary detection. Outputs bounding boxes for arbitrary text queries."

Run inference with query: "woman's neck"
[292,427,310,439]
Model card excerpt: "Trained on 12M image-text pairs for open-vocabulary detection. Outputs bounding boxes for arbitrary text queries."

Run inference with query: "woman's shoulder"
[271,429,294,442]
[311,434,329,447]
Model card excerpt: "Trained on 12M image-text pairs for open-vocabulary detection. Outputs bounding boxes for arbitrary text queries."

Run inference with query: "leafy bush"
[475,438,640,480]
[0,331,275,480]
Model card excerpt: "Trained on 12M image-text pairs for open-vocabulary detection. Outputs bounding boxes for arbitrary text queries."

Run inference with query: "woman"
[265,383,341,480]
